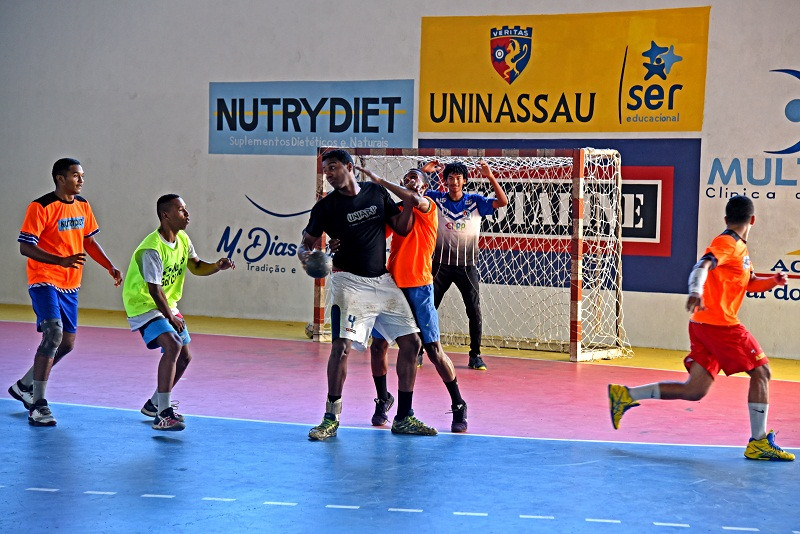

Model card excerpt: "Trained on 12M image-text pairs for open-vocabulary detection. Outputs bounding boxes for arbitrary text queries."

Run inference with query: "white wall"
[1,1,798,357]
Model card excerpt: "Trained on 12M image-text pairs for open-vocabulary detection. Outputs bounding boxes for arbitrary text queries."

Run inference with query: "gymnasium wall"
[1,1,798,358]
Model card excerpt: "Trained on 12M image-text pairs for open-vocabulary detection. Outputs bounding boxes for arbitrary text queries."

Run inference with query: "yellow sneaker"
[308,415,339,441]
[744,431,795,461]
[608,384,640,430]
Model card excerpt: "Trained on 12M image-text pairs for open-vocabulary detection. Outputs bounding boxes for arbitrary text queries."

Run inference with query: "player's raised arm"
[479,160,508,209]
[746,271,787,293]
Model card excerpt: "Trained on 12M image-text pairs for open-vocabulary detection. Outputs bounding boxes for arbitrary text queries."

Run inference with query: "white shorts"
[330,271,419,351]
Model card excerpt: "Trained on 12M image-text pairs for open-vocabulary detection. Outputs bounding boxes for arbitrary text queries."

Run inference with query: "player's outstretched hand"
[216,258,235,271]
[109,267,123,286]
[686,293,704,313]
[354,165,380,183]
[478,159,493,177]
[328,238,341,254]
[774,271,788,286]
[421,160,443,174]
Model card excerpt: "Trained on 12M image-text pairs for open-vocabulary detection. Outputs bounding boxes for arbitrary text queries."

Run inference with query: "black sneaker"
[152,407,185,431]
[416,350,424,368]
[450,402,468,433]
[468,354,487,371]
[141,399,185,422]
[371,393,395,426]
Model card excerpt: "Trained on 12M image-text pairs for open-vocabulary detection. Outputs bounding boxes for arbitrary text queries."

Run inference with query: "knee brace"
[37,319,63,358]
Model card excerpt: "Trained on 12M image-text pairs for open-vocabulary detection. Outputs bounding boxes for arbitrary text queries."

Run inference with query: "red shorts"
[683,321,768,378]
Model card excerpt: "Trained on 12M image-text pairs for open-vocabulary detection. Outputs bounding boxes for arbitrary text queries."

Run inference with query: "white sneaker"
[28,399,57,426]
[9,380,34,410]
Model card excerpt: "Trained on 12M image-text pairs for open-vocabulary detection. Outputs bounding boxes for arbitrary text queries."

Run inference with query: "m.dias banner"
[419,7,709,133]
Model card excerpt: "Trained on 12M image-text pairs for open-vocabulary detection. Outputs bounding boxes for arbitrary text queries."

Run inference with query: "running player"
[10,158,123,426]
[122,194,235,431]
[357,163,468,433]
[609,195,794,461]
[299,149,437,440]
[426,160,508,370]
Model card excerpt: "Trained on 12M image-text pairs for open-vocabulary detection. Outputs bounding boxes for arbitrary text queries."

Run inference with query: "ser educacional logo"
[620,40,684,123]
[490,25,532,85]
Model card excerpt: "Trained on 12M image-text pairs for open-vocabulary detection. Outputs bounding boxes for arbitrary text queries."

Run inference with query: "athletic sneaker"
[308,414,339,441]
[9,380,34,410]
[450,402,468,433]
[608,384,640,430]
[416,351,424,368]
[28,399,57,427]
[152,407,185,431]
[371,393,395,426]
[744,430,795,461]
[391,410,438,436]
[141,399,185,422]
[468,354,487,371]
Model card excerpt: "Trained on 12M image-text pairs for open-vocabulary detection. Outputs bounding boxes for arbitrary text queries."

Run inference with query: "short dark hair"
[52,158,81,185]
[443,161,469,182]
[320,148,353,166]
[405,168,430,186]
[156,194,181,219]
[725,195,754,224]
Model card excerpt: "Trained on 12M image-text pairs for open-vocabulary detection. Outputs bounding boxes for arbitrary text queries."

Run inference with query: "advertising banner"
[419,7,710,133]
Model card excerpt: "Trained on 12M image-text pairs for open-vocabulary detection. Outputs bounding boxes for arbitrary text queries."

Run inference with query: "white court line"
[722,528,759,532]
[26,487,59,492]
[587,518,621,523]
[654,522,690,528]
[141,494,175,499]
[263,501,298,506]
[84,491,117,495]
[202,497,236,502]
[454,512,488,517]
[4,398,796,449]
[388,508,423,513]
[520,515,555,520]
[326,504,360,509]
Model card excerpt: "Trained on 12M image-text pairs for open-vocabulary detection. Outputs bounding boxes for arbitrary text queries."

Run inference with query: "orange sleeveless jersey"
[386,202,438,289]
[18,193,99,290]
[691,231,752,326]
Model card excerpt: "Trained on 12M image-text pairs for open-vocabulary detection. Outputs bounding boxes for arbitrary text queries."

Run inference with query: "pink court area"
[1,321,799,448]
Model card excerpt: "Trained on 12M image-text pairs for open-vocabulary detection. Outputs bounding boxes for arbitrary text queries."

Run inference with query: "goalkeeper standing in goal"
[426,160,508,371]
[609,195,794,461]
[356,164,469,433]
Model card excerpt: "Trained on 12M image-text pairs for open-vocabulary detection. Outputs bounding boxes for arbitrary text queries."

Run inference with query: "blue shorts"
[372,284,440,345]
[29,285,79,334]
[139,317,191,352]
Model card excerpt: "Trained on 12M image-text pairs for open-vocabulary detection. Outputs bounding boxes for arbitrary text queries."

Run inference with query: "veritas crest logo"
[490,26,532,85]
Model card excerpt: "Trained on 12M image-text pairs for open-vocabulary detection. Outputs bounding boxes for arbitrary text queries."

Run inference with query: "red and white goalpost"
[308,147,631,362]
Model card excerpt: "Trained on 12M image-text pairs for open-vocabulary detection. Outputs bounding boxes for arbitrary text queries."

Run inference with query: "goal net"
[309,147,631,362]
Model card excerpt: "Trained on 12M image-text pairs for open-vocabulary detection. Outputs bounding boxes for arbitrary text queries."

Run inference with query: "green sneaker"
[744,430,795,461]
[391,410,437,436]
[308,414,339,441]
[608,384,639,430]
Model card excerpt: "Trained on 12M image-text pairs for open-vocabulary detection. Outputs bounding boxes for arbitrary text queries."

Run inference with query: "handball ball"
[305,250,332,279]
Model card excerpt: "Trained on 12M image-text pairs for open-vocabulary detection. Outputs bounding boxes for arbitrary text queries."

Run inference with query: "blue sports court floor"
[1,318,798,532]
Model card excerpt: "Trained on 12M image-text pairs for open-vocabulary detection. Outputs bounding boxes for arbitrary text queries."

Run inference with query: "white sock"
[157,392,172,415]
[628,383,660,401]
[150,389,159,404]
[748,402,768,440]
[32,380,47,403]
